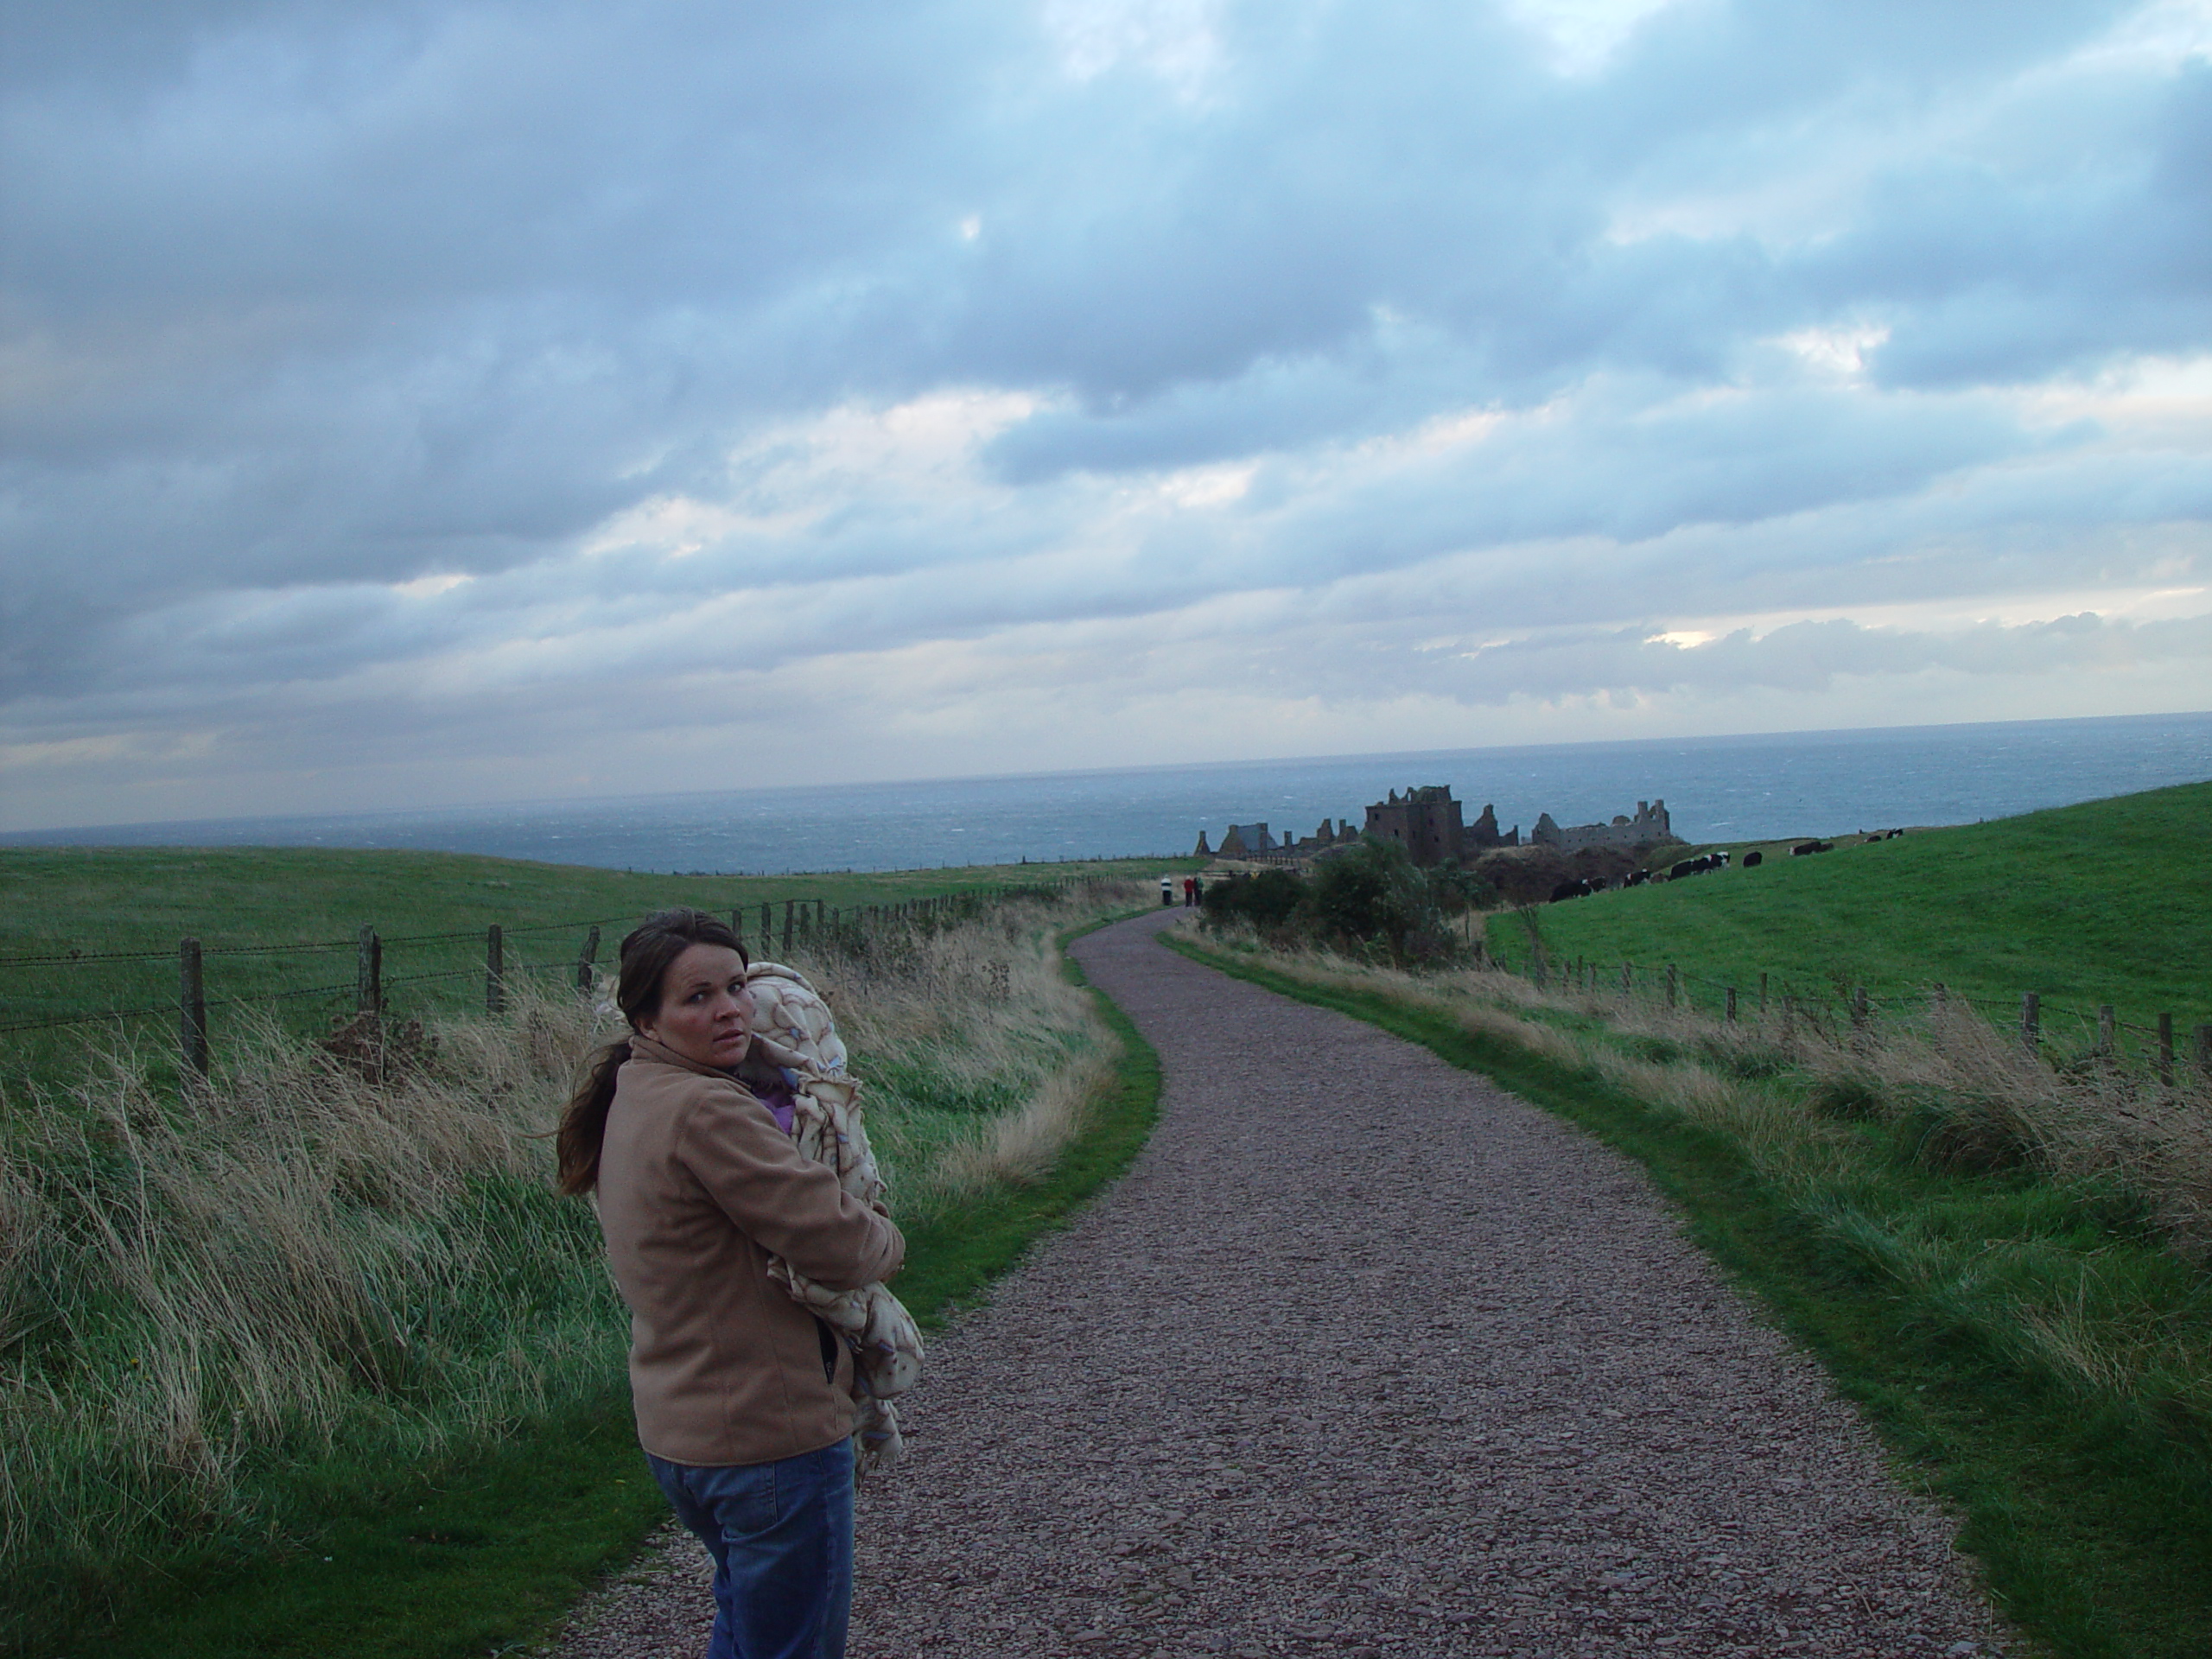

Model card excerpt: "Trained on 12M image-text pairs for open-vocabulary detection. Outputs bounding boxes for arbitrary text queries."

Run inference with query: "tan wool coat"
[595,1034,906,1467]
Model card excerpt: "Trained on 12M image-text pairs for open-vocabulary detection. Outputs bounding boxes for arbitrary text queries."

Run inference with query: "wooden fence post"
[782,900,795,956]
[357,925,382,1016]
[1665,964,1677,1010]
[486,925,505,1014]
[2196,1024,2212,1079]
[760,901,772,946]
[1620,963,1631,995]
[2097,1004,2115,1058]
[1758,970,1768,1014]
[2158,1013,2175,1084]
[731,909,746,951]
[2020,991,2039,1055]
[178,937,209,1079]
[1726,986,1738,1024]
[815,899,825,934]
[575,925,601,993]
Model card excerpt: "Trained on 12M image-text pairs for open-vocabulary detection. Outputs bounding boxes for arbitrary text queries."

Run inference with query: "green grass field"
[0,846,1198,1096]
[1483,780,2212,1048]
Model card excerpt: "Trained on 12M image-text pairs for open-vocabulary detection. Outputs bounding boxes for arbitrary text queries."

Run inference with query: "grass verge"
[886,912,1163,1332]
[1164,931,2212,1659]
[20,906,1165,1659]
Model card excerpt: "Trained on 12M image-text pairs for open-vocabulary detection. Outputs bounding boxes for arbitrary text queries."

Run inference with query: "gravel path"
[553,911,2008,1658]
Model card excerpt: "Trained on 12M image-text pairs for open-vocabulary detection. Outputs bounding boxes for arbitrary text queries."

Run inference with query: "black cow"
[1742,849,1763,868]
[1791,840,1834,856]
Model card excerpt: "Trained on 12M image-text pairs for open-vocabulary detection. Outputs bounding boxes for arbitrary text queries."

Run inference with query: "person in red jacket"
[559,908,902,1659]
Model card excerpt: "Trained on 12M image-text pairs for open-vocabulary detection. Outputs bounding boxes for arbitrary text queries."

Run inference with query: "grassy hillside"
[0,846,1198,1094]
[1484,780,2212,1047]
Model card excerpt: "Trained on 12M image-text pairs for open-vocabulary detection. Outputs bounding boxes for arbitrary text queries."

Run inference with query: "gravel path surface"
[552,910,2008,1658]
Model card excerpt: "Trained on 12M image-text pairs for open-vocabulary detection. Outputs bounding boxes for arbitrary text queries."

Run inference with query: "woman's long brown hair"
[556,907,747,1195]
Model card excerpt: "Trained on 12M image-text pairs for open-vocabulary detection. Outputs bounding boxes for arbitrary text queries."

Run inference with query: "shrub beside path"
[554,910,2009,1658]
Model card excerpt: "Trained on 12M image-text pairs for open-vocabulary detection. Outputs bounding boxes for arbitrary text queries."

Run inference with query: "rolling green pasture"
[0,846,1198,1095]
[1484,781,2212,1047]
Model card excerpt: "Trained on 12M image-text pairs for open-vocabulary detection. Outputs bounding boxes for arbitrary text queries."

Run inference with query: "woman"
[559,908,903,1659]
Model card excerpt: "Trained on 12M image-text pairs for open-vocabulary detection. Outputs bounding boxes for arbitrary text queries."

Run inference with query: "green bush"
[1198,867,1309,930]
[1201,841,1491,967]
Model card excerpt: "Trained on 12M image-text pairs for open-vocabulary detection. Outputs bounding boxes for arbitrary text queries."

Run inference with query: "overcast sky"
[3,0,2209,830]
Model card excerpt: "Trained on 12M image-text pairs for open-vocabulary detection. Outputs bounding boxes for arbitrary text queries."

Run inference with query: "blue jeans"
[647,1439,855,1659]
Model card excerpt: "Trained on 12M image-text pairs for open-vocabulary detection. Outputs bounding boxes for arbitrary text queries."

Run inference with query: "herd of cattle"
[1546,829,1905,903]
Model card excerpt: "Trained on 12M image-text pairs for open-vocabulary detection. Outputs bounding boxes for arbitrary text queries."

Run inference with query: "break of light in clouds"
[2,0,2209,830]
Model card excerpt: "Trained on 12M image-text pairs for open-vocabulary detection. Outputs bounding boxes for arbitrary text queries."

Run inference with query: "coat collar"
[627,1031,741,1084]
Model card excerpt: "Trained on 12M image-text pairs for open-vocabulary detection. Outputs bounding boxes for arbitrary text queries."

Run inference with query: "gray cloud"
[1410,610,2212,703]
[3,0,2209,825]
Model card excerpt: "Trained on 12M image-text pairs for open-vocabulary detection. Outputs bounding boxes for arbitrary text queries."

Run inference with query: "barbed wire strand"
[0,887,1086,1033]
[0,881,1081,969]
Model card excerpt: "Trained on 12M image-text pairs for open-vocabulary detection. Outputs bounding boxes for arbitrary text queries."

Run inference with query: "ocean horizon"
[5,711,2209,876]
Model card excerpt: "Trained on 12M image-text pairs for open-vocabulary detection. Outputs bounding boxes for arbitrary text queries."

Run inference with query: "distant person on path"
[558,908,904,1659]
[1182,875,1196,906]
[1160,875,1176,906]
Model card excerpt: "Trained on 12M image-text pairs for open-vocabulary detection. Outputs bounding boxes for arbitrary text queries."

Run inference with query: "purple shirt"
[750,1068,798,1135]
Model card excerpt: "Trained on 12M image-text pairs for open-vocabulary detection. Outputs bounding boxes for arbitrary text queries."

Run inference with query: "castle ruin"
[1467,802,1518,850]
[1195,787,1665,867]
[1529,798,1671,853]
[1363,785,1465,868]
[1217,823,1276,858]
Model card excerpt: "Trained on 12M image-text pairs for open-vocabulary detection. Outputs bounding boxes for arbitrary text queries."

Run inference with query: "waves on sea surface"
[7,712,2209,875]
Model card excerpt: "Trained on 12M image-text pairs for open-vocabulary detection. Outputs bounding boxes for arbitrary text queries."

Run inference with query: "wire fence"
[0,880,1094,1074]
[1497,939,2212,1084]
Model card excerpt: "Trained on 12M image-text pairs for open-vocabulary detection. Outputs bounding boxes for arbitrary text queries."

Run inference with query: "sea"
[6,712,2209,875]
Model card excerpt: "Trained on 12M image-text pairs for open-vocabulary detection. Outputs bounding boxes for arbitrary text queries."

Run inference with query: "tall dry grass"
[1186,925,2212,1448]
[0,880,1139,1644]
[1203,927,2212,1249]
[755,880,1136,1221]
[0,981,616,1636]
